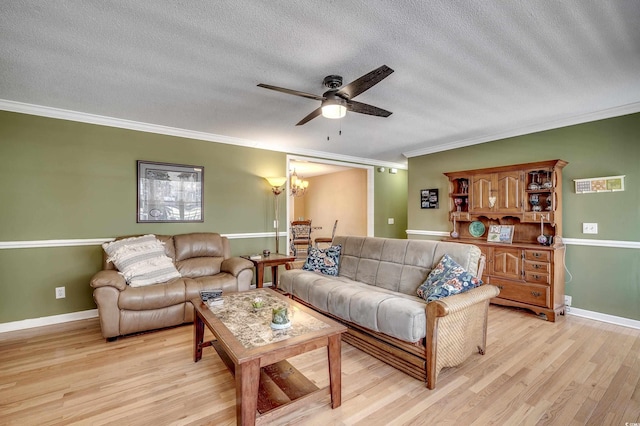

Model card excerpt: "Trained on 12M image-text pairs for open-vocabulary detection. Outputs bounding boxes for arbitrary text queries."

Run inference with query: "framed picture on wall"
[137,161,204,223]
[420,189,439,209]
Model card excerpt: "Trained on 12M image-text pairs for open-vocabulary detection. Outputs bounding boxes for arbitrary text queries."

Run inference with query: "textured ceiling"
[1,1,639,167]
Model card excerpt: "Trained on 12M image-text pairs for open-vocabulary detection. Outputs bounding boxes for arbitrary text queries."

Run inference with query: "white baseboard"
[1,304,638,334]
[0,309,98,333]
[567,307,640,330]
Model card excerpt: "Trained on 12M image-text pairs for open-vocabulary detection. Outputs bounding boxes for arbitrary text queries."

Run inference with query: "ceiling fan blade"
[347,100,392,117]
[257,83,325,101]
[296,107,322,126]
[337,65,394,99]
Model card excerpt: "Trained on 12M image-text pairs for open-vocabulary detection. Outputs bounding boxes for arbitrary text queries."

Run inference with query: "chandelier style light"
[290,170,309,197]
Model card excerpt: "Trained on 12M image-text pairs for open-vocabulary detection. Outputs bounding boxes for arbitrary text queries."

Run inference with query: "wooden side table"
[242,253,296,289]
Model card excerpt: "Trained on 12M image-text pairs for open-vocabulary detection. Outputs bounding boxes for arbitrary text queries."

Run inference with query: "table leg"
[271,265,279,289]
[194,311,204,362]
[256,264,265,288]
[235,358,260,426]
[327,334,342,408]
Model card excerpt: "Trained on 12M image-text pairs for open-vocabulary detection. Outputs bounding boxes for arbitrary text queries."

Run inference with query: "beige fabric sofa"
[279,235,500,389]
[90,232,253,340]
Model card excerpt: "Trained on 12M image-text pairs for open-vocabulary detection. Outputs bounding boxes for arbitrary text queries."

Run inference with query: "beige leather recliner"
[90,232,253,340]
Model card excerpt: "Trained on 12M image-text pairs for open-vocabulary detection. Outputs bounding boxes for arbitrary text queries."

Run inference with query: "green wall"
[408,112,640,320]
[0,111,408,323]
[374,168,408,238]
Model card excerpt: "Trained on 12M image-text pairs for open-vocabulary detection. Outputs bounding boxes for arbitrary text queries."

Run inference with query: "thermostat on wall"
[573,175,625,194]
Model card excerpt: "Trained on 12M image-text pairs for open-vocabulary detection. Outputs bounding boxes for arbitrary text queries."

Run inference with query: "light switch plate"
[582,223,598,234]
[388,218,394,225]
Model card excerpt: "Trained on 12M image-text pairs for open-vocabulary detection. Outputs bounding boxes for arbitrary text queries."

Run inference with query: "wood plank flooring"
[1,306,639,425]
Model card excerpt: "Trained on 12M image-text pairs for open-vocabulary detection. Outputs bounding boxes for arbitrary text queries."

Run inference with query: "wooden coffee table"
[192,289,347,425]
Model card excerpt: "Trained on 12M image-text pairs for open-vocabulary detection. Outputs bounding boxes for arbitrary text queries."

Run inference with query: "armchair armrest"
[221,256,254,277]
[90,270,127,291]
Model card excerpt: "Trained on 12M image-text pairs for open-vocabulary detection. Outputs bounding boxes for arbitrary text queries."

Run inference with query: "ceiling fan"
[257,65,394,126]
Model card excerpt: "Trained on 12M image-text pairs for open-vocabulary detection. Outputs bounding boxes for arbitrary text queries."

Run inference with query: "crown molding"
[403,101,640,158]
[0,99,407,170]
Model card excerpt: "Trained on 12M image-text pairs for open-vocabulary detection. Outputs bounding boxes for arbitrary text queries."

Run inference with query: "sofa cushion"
[280,269,427,342]
[102,234,181,287]
[417,254,482,302]
[302,244,342,276]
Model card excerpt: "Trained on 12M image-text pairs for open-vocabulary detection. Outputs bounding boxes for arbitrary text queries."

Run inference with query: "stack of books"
[200,289,223,307]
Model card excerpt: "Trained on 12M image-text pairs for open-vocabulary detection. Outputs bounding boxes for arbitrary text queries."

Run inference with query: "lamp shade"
[264,177,287,188]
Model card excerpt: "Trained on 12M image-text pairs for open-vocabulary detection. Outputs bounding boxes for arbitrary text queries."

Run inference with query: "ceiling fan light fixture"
[321,96,347,119]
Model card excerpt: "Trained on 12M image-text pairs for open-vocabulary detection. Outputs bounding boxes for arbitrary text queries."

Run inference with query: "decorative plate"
[469,221,486,238]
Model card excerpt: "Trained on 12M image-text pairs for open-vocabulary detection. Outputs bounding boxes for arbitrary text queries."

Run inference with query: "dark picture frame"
[137,161,204,223]
[420,188,439,209]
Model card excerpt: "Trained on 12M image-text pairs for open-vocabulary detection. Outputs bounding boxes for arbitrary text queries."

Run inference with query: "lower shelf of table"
[210,340,326,415]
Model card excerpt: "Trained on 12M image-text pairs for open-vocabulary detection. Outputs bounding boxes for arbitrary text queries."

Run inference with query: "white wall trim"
[2,302,638,334]
[562,237,640,249]
[406,229,454,237]
[403,101,640,157]
[568,307,640,330]
[0,232,286,250]
[405,230,640,249]
[0,309,98,333]
[0,99,407,170]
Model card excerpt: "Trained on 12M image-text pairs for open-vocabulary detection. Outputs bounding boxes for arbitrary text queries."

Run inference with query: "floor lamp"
[264,177,287,254]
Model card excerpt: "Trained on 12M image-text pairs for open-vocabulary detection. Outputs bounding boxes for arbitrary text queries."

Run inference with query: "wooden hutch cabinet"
[444,159,568,321]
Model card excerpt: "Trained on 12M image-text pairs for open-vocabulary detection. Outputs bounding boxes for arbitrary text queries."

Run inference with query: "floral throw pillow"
[417,254,482,302]
[302,244,342,276]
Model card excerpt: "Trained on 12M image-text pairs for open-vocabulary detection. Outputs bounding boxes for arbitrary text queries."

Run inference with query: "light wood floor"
[1,306,639,425]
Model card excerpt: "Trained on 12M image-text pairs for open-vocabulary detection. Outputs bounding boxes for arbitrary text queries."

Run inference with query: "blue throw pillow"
[417,254,482,302]
[302,244,342,276]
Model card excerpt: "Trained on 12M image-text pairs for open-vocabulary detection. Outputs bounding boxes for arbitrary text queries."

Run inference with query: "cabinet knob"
[533,253,541,258]
[497,285,504,290]
[531,291,541,297]
[534,264,541,269]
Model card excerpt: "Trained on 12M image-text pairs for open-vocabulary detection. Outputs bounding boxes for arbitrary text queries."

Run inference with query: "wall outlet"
[388,218,395,225]
[55,286,66,299]
[582,223,598,234]
[564,295,572,306]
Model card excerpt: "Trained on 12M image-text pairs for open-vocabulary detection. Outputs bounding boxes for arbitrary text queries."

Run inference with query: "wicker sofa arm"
[221,256,254,277]
[285,260,306,270]
[426,284,500,317]
[90,270,127,291]
[424,284,500,389]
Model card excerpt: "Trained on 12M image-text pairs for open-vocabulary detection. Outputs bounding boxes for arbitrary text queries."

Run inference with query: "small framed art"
[420,189,439,209]
[487,225,514,244]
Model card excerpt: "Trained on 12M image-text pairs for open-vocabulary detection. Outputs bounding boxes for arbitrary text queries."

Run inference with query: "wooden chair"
[314,220,338,248]
[290,220,312,258]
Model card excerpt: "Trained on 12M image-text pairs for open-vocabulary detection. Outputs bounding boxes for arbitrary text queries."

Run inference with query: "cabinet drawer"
[524,250,550,262]
[524,261,550,274]
[525,270,550,284]
[523,212,555,223]
[492,279,550,308]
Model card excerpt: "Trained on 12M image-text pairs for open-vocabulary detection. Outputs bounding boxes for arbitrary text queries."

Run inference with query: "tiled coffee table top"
[206,289,330,349]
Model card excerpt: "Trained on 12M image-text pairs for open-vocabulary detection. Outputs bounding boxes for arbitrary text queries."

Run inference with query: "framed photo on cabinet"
[487,225,514,244]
